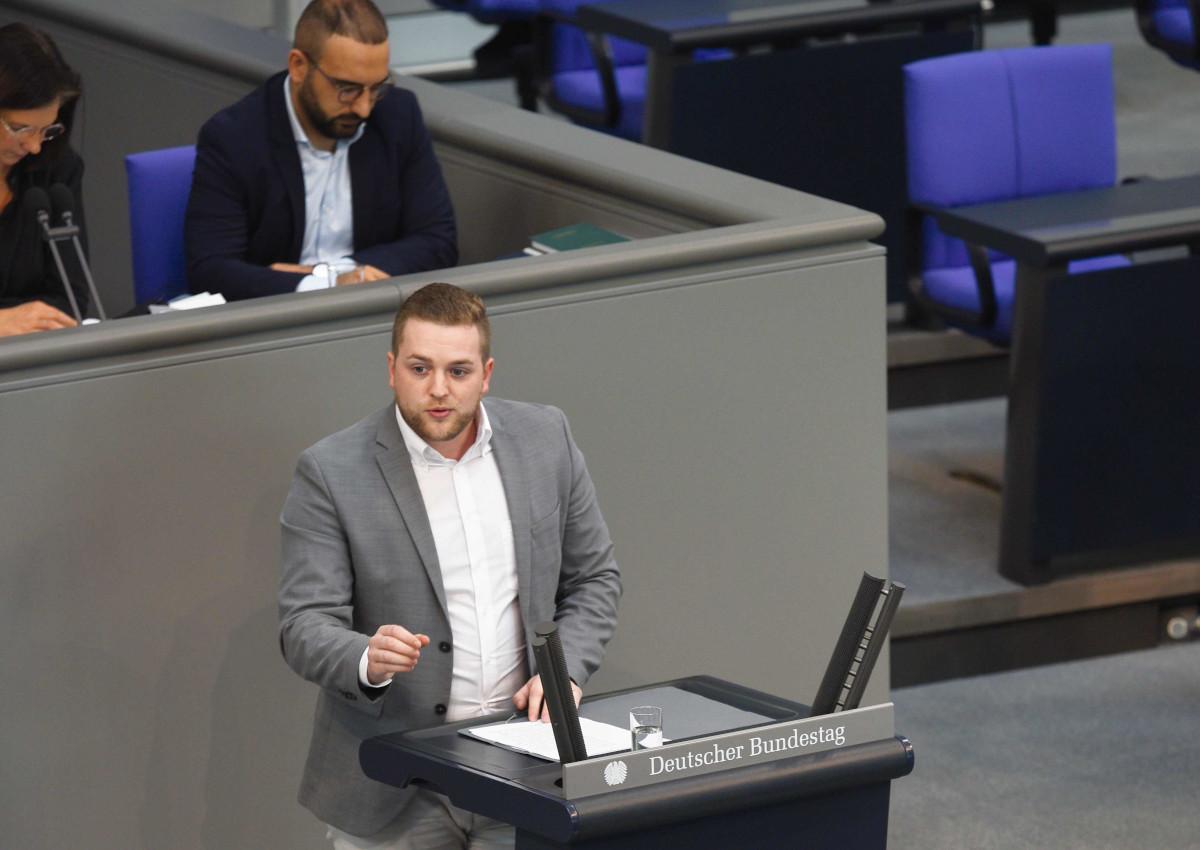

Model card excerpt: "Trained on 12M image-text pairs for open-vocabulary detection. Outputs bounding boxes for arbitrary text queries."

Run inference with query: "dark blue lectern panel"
[1032,256,1200,562]
[517,782,892,850]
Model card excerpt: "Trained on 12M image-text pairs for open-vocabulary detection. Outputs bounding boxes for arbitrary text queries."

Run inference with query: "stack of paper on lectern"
[462,717,631,762]
[147,292,226,313]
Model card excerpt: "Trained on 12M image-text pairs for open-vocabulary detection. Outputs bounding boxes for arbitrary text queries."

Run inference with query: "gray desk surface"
[376,676,809,791]
[580,685,779,740]
[930,174,1200,266]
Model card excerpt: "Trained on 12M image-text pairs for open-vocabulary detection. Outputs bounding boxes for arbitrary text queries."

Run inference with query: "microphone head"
[23,186,52,222]
[48,183,75,222]
[534,621,559,639]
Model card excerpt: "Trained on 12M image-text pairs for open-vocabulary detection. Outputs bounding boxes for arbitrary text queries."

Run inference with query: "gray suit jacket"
[278,399,621,836]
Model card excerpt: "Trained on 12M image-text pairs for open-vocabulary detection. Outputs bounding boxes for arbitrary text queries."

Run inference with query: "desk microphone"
[48,183,106,320]
[24,185,51,225]
[25,186,83,324]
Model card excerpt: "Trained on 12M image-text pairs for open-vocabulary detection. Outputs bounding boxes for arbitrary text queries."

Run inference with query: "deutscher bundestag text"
[649,725,846,775]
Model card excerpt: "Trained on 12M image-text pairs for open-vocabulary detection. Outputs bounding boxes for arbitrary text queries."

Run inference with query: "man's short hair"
[294,0,388,60]
[392,283,491,362]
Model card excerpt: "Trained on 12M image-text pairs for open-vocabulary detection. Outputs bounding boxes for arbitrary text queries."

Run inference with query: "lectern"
[360,676,913,849]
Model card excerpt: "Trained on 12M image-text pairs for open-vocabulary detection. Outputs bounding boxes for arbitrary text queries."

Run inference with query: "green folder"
[530,222,630,253]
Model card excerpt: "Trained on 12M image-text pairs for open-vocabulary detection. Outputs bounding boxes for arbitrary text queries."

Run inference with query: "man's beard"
[399,401,478,448]
[298,79,363,140]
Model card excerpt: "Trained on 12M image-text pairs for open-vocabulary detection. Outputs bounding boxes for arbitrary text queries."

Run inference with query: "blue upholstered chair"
[534,0,651,140]
[904,45,1130,345]
[124,145,196,304]
[1136,0,1200,69]
[532,1,729,140]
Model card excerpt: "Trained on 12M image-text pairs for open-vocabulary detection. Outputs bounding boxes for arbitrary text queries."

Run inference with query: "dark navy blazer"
[185,71,457,300]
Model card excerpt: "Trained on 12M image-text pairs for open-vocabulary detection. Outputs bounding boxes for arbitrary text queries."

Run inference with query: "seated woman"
[0,23,86,337]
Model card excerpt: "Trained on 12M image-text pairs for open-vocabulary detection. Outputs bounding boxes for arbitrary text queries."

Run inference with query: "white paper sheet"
[463,717,631,762]
[147,292,227,313]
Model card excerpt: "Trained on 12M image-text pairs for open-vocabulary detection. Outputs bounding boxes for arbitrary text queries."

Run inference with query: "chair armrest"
[906,203,1000,330]
[965,242,1000,328]
[531,9,623,129]
[1186,0,1200,65]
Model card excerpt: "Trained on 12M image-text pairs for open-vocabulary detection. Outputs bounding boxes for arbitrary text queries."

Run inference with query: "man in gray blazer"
[279,282,621,847]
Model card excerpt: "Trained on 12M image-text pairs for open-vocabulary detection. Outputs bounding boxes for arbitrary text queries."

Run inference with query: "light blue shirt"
[283,76,364,292]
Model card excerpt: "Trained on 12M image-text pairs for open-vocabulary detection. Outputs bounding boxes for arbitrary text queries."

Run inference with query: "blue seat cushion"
[552,65,646,140]
[549,17,647,73]
[1152,8,1195,47]
[923,254,1131,345]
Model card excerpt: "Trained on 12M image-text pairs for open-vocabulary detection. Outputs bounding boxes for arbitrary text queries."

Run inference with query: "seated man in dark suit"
[185,0,457,301]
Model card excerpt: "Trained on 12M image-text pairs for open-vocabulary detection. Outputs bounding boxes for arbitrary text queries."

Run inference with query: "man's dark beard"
[298,79,363,140]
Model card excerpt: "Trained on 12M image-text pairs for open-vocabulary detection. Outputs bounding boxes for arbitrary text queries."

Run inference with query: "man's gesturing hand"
[366,625,430,686]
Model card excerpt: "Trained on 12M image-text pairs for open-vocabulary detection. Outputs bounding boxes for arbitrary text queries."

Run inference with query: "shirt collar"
[283,75,365,153]
[395,400,493,469]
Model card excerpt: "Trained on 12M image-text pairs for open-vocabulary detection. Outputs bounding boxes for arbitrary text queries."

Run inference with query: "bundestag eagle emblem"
[603,760,628,786]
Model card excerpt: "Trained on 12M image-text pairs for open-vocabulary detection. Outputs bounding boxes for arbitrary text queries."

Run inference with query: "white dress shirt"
[282,76,363,292]
[359,402,528,722]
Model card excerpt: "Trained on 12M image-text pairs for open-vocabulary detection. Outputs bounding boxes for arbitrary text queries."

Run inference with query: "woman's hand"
[0,300,77,336]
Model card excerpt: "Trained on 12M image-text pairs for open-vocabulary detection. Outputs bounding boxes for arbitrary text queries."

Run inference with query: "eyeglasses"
[302,53,394,104]
[0,115,66,143]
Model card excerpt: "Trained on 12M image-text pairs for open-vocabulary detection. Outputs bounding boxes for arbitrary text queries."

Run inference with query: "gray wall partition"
[0,2,890,848]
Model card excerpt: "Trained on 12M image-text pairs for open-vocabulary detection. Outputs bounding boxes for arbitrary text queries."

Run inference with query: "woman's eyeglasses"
[0,115,65,143]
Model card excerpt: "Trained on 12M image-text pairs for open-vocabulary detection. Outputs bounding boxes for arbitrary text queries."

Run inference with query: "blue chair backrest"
[541,0,647,71]
[431,0,538,22]
[125,145,196,304]
[905,45,1116,272]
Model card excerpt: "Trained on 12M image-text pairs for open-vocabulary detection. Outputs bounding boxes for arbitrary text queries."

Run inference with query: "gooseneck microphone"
[48,183,106,321]
[25,186,83,324]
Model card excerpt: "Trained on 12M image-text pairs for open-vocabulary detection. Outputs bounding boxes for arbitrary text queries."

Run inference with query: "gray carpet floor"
[889,641,1200,848]
[888,398,1013,606]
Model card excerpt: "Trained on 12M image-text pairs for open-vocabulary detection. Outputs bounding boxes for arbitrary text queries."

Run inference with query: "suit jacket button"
[439,641,451,653]
[434,703,447,715]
